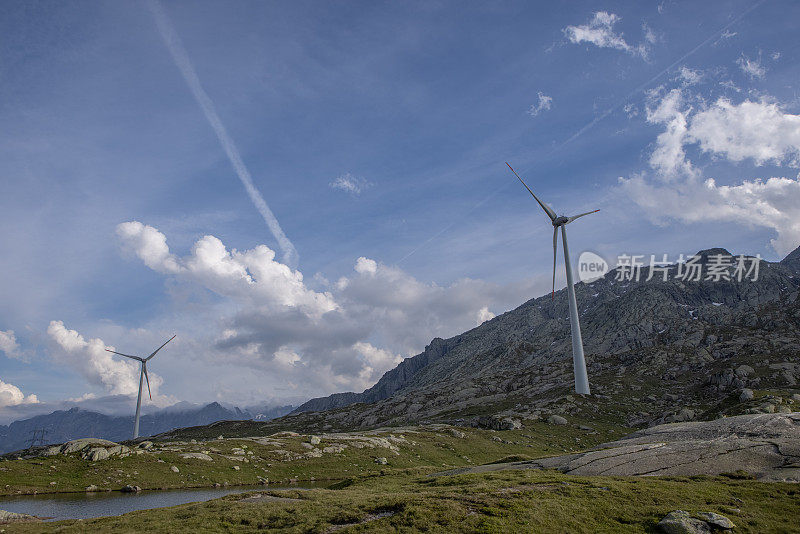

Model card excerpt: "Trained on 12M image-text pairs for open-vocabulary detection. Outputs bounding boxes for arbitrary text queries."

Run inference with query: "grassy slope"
[5,470,799,533]
[0,422,628,496]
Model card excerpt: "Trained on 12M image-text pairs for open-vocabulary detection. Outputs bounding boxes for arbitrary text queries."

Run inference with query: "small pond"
[0,483,326,521]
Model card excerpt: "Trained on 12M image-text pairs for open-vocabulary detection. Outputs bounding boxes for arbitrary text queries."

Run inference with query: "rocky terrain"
[282,246,799,433]
[436,412,800,482]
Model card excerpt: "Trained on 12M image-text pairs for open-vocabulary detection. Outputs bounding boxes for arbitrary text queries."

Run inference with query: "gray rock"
[85,447,111,461]
[657,511,711,534]
[547,415,568,426]
[309,435,321,445]
[180,453,212,461]
[434,413,800,482]
[170,465,180,473]
[121,485,141,493]
[738,389,754,402]
[232,465,240,471]
[696,512,734,530]
[138,441,153,449]
[85,484,99,492]
[735,365,754,377]
[375,457,388,465]
[0,509,38,523]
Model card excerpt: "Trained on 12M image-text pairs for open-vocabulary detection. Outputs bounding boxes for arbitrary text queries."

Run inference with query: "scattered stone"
[121,485,141,493]
[85,485,99,492]
[547,415,568,426]
[476,415,521,430]
[739,389,754,402]
[375,457,388,465]
[657,510,711,533]
[180,453,213,461]
[309,435,321,445]
[696,512,735,530]
[578,425,594,431]
[232,465,240,471]
[449,429,466,439]
[0,509,38,523]
[170,466,180,473]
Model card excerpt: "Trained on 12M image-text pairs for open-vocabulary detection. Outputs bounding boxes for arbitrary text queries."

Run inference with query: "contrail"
[147,0,299,268]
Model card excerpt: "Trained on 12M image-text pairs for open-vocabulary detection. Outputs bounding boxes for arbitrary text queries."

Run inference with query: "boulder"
[739,389,754,402]
[85,447,111,461]
[232,465,240,471]
[137,441,153,449]
[121,485,141,493]
[85,484,99,492]
[696,512,734,530]
[309,435,321,445]
[180,453,213,461]
[657,511,711,533]
[171,466,180,473]
[375,457,388,465]
[0,509,38,523]
[547,415,568,426]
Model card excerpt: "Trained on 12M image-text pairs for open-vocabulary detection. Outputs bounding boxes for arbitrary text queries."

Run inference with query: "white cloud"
[564,12,650,59]
[0,330,20,359]
[527,92,553,117]
[688,99,800,166]
[47,320,166,401]
[620,173,800,257]
[646,88,696,177]
[676,66,703,86]
[476,306,495,325]
[622,89,800,256]
[737,53,766,79]
[329,173,372,196]
[116,223,543,397]
[0,379,38,407]
[118,222,336,316]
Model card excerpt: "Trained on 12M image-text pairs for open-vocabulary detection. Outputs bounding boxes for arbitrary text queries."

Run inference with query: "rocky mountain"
[287,246,800,431]
[0,402,293,453]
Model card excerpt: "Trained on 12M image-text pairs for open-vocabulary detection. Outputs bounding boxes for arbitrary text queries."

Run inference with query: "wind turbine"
[106,335,175,439]
[506,162,598,395]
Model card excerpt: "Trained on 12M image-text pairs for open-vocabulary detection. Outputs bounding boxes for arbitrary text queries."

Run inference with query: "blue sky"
[1,0,799,421]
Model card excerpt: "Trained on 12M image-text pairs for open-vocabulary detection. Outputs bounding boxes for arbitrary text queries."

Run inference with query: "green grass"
[0,423,627,497]
[5,470,798,533]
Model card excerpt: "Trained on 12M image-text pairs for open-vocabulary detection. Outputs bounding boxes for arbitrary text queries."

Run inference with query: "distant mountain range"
[0,402,293,453]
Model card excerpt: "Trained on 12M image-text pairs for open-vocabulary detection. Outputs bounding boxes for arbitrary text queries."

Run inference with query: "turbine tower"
[506,162,598,395]
[106,335,175,439]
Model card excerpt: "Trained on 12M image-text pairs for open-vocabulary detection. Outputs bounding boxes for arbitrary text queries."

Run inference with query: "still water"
[0,484,320,521]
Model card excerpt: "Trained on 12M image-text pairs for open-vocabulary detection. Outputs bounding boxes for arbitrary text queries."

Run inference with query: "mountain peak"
[695,247,733,259]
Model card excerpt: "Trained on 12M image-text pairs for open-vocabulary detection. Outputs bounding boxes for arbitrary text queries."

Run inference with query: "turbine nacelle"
[552,216,569,227]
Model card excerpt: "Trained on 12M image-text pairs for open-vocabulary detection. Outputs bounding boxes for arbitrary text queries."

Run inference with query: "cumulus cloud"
[737,53,766,79]
[329,173,372,196]
[527,92,553,117]
[118,222,336,316]
[646,91,800,175]
[477,306,495,325]
[0,330,20,359]
[0,378,38,407]
[47,320,166,401]
[622,89,800,256]
[564,12,651,59]
[117,222,544,396]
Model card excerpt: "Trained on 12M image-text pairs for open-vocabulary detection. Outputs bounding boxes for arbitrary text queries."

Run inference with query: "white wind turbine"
[106,335,175,439]
[506,162,598,395]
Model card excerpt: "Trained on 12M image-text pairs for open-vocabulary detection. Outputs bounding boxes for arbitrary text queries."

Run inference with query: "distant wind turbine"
[506,162,598,395]
[106,335,175,439]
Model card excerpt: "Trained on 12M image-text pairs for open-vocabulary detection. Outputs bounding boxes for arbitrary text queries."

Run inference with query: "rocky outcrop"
[435,413,800,482]
[285,246,800,430]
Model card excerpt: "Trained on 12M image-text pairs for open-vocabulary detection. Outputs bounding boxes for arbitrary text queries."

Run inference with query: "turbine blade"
[143,363,152,400]
[105,349,142,362]
[505,162,557,221]
[146,334,176,361]
[552,226,558,301]
[566,209,600,223]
